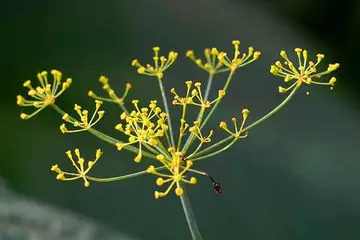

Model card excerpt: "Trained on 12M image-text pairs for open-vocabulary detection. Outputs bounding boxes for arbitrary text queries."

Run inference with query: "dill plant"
[17,40,339,239]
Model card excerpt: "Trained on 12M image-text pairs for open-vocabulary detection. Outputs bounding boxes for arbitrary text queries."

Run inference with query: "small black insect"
[213,182,223,196]
[208,175,223,196]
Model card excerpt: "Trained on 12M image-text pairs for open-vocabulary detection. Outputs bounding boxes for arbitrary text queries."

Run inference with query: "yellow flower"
[115,100,168,162]
[217,40,261,72]
[88,75,132,105]
[131,46,178,79]
[171,81,225,108]
[188,121,214,143]
[147,150,197,199]
[17,70,72,119]
[270,48,340,93]
[60,100,105,133]
[51,148,102,187]
[186,47,226,74]
[219,108,249,138]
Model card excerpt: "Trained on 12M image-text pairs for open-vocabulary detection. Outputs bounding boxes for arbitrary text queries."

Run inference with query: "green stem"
[119,103,128,114]
[177,104,187,151]
[192,137,237,162]
[86,171,148,182]
[181,107,205,154]
[200,70,234,129]
[203,73,214,102]
[182,73,214,154]
[89,128,156,159]
[180,185,203,240]
[191,84,300,159]
[187,141,204,158]
[241,83,300,133]
[191,136,232,159]
[86,165,167,182]
[157,78,175,147]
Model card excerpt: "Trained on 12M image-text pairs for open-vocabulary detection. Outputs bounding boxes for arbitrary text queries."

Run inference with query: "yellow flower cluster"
[217,40,261,72]
[186,48,224,74]
[60,100,104,133]
[51,149,102,187]
[270,48,339,93]
[131,47,178,79]
[17,70,72,119]
[147,148,198,199]
[189,121,214,143]
[115,100,168,162]
[186,40,261,74]
[171,81,225,108]
[88,75,132,105]
[219,109,249,138]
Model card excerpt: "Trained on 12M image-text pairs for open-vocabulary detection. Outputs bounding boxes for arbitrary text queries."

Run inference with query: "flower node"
[189,122,214,143]
[17,69,72,119]
[131,47,178,79]
[186,46,226,74]
[88,75,131,105]
[171,81,223,108]
[148,150,199,199]
[217,40,260,72]
[220,108,249,138]
[270,48,340,93]
[60,100,105,133]
[115,100,168,162]
[50,148,102,187]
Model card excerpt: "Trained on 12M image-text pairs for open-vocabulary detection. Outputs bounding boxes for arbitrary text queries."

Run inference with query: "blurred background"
[2,0,360,239]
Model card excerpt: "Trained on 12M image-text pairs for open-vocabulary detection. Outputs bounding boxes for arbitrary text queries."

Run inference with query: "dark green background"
[2,0,360,239]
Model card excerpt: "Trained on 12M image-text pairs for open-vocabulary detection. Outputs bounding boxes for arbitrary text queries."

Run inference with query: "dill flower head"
[171,81,225,108]
[131,47,178,79]
[189,121,214,143]
[186,47,224,74]
[115,100,168,162]
[217,40,261,72]
[147,149,198,199]
[60,100,105,133]
[17,70,72,119]
[186,40,261,74]
[88,75,132,105]
[270,48,340,93]
[51,148,102,187]
[219,108,250,138]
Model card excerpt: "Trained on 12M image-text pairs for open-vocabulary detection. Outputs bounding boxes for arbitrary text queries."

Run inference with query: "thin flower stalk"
[88,75,132,113]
